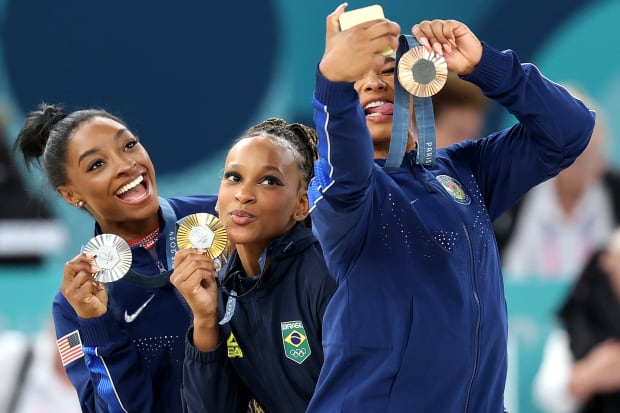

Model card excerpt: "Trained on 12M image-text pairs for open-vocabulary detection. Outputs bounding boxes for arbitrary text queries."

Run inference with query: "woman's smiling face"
[57,116,159,234]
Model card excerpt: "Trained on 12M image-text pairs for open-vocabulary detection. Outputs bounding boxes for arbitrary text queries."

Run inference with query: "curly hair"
[242,118,318,186]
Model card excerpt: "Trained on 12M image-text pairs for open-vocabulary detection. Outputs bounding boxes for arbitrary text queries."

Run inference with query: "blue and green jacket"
[180,222,336,413]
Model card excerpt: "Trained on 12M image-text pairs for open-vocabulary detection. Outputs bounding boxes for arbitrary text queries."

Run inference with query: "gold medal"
[398,45,447,97]
[83,234,132,282]
[176,213,228,259]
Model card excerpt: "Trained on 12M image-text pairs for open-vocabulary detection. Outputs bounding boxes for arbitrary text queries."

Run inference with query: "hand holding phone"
[338,4,394,56]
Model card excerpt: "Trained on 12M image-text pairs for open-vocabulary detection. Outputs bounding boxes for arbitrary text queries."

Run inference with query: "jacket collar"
[220,222,317,286]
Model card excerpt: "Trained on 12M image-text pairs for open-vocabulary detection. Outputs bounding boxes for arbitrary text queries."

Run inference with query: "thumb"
[327,2,349,35]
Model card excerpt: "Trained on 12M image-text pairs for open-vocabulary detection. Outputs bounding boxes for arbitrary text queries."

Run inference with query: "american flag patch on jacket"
[57,330,84,366]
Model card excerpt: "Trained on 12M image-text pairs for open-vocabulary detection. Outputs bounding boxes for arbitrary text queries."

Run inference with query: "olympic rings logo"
[289,348,307,358]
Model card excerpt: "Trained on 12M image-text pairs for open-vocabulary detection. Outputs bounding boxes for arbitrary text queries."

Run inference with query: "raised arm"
[309,5,400,276]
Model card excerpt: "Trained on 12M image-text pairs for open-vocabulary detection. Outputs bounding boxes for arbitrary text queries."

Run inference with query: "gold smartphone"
[338,5,393,56]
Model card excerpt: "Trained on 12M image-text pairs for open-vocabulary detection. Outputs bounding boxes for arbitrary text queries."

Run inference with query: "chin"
[225,229,249,246]
[368,126,391,141]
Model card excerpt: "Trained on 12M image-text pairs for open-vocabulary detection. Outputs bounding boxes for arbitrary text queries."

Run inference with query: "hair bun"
[15,103,67,166]
[39,104,67,138]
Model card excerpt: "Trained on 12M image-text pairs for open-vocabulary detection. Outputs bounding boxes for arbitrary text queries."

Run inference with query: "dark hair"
[15,103,126,189]
[241,118,318,186]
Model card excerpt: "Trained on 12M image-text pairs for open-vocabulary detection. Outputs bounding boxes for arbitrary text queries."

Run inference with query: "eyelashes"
[222,171,285,187]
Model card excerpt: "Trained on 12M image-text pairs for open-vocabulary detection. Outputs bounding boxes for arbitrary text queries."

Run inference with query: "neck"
[98,215,161,244]
[373,137,416,160]
[128,224,160,249]
[235,243,269,277]
[374,145,389,160]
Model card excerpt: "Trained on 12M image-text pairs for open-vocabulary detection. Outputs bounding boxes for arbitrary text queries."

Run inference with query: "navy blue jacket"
[307,44,595,412]
[181,222,336,413]
[53,195,217,413]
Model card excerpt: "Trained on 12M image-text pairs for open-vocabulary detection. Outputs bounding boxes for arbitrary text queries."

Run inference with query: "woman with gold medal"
[171,119,336,413]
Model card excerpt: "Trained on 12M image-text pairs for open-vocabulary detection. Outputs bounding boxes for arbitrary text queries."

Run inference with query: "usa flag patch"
[56,330,84,366]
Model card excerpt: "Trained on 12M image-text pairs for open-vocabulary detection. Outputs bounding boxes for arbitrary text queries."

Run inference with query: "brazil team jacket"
[307,43,595,412]
[52,195,217,413]
[180,222,336,413]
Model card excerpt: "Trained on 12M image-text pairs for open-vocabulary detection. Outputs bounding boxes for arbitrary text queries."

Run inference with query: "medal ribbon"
[384,34,437,170]
[122,197,178,289]
[219,248,268,325]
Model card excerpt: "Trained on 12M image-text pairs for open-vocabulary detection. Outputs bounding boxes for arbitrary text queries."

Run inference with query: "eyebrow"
[114,128,128,140]
[77,128,128,166]
[226,163,285,175]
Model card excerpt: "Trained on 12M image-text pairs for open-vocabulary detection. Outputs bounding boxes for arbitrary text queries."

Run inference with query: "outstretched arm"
[309,5,400,278]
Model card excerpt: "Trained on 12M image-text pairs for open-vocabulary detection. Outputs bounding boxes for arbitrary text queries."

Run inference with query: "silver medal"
[83,234,132,282]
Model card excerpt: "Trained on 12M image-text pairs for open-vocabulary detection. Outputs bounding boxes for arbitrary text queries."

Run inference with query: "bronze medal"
[398,45,448,97]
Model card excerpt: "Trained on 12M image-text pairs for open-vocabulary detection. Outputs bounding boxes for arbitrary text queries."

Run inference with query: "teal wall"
[504,278,573,413]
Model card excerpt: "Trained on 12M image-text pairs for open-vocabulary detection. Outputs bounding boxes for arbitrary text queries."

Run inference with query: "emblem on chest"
[436,175,471,205]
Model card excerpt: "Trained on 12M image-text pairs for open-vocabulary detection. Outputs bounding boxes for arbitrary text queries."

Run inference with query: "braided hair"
[241,118,318,187]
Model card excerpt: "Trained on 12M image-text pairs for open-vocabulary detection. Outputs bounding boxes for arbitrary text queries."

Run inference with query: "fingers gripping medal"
[385,35,446,169]
[83,234,132,282]
[398,46,447,97]
[176,213,228,263]
[177,213,232,325]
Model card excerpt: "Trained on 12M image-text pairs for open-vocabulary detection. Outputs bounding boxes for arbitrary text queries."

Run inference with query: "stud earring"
[76,201,84,207]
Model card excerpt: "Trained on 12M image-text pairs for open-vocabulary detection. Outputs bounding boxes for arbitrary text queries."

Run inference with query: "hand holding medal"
[61,238,126,319]
[172,213,228,335]
[82,233,133,282]
[176,213,228,267]
[337,4,448,97]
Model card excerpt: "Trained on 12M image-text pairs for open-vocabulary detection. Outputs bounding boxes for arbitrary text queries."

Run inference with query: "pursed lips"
[229,209,256,225]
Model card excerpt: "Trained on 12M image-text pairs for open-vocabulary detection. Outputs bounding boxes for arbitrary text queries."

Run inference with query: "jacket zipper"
[427,173,481,413]
[461,220,480,413]
[148,247,192,316]
[154,259,167,273]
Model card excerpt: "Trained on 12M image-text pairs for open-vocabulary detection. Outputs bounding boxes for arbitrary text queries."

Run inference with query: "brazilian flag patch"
[281,320,311,364]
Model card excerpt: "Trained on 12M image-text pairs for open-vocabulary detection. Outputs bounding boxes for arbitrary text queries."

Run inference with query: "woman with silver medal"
[15,104,217,413]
